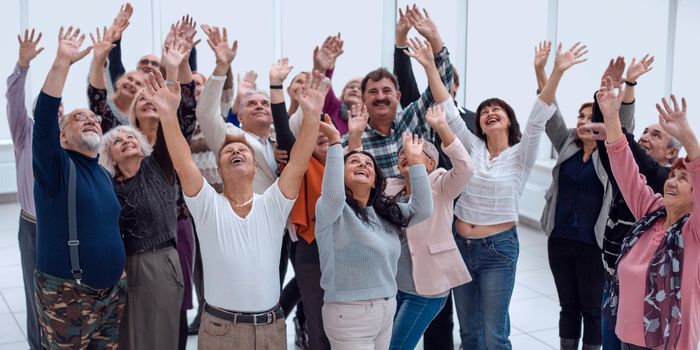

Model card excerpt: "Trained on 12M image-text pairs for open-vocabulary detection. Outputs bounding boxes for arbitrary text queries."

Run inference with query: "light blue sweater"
[315,145,433,303]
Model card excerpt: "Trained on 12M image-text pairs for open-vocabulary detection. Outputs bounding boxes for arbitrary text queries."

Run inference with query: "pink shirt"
[385,139,473,295]
[607,137,700,349]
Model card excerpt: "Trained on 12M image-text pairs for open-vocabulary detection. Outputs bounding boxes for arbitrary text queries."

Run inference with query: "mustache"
[372,99,390,106]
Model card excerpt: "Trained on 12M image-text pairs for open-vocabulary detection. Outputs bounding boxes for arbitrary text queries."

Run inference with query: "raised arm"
[270,57,296,153]
[196,25,239,153]
[145,70,202,196]
[161,31,199,140]
[314,34,345,121]
[623,54,653,105]
[175,15,198,84]
[534,40,572,152]
[345,104,368,151]
[399,133,433,225]
[278,71,326,199]
[394,5,420,108]
[105,3,132,85]
[8,29,43,148]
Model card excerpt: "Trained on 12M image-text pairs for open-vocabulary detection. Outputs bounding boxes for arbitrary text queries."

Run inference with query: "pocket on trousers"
[163,251,184,287]
[337,304,370,320]
[203,316,231,337]
[487,237,518,266]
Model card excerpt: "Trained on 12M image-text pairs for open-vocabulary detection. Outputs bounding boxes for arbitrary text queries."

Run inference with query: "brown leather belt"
[204,303,283,325]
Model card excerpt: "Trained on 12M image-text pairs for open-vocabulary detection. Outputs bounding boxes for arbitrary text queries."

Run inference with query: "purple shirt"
[5,64,35,217]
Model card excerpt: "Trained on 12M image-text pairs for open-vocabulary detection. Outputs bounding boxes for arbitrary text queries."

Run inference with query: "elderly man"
[33,27,126,349]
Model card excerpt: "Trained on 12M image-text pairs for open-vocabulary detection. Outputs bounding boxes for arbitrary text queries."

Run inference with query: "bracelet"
[165,80,177,86]
[625,80,637,86]
[270,84,283,89]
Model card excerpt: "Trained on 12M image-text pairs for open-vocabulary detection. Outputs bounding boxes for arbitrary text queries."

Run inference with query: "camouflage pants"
[34,269,127,350]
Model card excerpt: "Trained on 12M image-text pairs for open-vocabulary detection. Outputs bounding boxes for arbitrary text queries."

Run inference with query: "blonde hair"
[99,125,153,176]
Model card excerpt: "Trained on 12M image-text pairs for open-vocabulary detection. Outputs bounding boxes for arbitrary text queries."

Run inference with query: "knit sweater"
[315,145,433,303]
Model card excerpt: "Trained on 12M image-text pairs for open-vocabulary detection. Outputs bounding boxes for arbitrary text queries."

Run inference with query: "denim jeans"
[389,291,447,350]
[602,278,622,350]
[453,227,519,350]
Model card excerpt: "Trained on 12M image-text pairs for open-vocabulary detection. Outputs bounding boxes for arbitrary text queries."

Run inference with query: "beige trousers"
[197,309,286,350]
[322,297,397,350]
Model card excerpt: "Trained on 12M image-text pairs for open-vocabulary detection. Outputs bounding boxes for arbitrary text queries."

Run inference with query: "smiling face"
[115,71,146,99]
[131,92,159,128]
[663,163,694,214]
[362,77,400,123]
[479,104,510,138]
[109,129,144,166]
[218,140,256,181]
[287,73,307,102]
[341,79,362,107]
[239,92,272,133]
[60,108,103,153]
[575,105,594,140]
[638,123,679,165]
[344,152,376,189]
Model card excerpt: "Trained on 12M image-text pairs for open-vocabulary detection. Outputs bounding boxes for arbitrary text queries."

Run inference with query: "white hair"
[99,125,153,176]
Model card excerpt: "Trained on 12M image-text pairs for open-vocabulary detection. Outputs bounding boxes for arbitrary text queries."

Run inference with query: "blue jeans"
[389,291,447,350]
[602,278,621,350]
[453,227,519,350]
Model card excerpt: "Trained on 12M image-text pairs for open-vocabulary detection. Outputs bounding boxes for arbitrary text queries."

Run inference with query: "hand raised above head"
[106,2,133,42]
[406,6,441,48]
[17,28,44,67]
[553,42,588,73]
[201,25,238,68]
[578,122,607,141]
[319,114,341,144]
[403,37,434,68]
[237,70,258,98]
[296,70,331,116]
[161,33,190,71]
[313,33,344,72]
[657,95,689,142]
[89,27,116,63]
[396,5,414,46]
[270,57,294,85]
[401,132,425,165]
[601,56,625,88]
[425,104,447,132]
[347,104,369,136]
[56,26,93,65]
[596,76,625,120]
[142,69,181,117]
[626,54,654,84]
[534,40,551,70]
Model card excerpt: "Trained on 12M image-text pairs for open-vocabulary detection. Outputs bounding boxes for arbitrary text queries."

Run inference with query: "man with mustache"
[345,7,453,178]
[32,26,127,349]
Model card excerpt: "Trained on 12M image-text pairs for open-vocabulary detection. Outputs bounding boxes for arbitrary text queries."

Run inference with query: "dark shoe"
[293,317,309,349]
[582,344,601,350]
[561,338,579,350]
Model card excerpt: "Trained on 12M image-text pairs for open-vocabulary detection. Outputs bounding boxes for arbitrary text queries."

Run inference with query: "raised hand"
[161,33,190,72]
[596,76,625,121]
[347,104,369,136]
[313,34,344,72]
[17,29,44,67]
[406,7,443,53]
[319,114,341,144]
[142,69,182,117]
[403,37,434,68]
[425,104,448,132]
[601,56,625,88]
[237,71,257,98]
[657,95,689,142]
[402,132,426,165]
[553,42,588,73]
[396,5,414,46]
[270,57,294,85]
[89,27,116,63]
[534,40,551,71]
[202,25,238,69]
[626,54,654,84]
[106,3,133,42]
[177,15,197,44]
[578,122,607,141]
[56,26,93,65]
[296,70,330,117]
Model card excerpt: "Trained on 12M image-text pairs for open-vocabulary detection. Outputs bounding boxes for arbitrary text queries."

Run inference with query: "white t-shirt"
[184,178,295,312]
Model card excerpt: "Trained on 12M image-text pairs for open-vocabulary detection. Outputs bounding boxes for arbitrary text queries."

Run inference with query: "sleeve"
[543,99,569,153]
[685,157,700,239]
[188,46,197,72]
[314,144,347,230]
[619,100,635,134]
[32,92,66,193]
[107,38,126,87]
[393,46,421,108]
[516,98,558,174]
[265,179,297,226]
[178,81,198,142]
[400,165,433,225]
[88,84,120,133]
[152,126,175,184]
[592,91,617,192]
[196,75,229,153]
[444,98,478,153]
[436,139,473,199]
[394,47,454,138]
[221,87,234,119]
[6,65,33,153]
[605,136,664,220]
[182,177,218,235]
[460,106,478,135]
[322,69,342,120]
[271,102,295,153]
[625,132,668,195]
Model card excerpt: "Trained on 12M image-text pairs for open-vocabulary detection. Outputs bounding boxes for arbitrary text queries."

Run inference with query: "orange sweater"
[290,157,325,243]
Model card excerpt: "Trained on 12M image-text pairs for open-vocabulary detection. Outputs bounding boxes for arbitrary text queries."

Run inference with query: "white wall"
[1,0,698,223]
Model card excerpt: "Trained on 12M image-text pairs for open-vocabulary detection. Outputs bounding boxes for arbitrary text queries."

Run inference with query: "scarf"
[605,207,689,349]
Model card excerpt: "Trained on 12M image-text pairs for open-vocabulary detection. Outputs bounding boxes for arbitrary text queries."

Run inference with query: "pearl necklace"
[224,194,254,208]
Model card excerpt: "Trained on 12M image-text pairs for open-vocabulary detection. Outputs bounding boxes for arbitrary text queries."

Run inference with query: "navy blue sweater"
[33,92,125,289]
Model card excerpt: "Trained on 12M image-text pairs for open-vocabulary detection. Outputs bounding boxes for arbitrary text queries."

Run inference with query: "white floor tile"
[529,327,560,349]
[0,247,20,268]
[0,314,25,344]
[0,267,23,289]
[13,312,26,337]
[509,296,560,333]
[516,250,550,272]
[510,333,556,349]
[0,296,10,315]
[1,287,26,313]
[515,268,557,296]
[0,342,29,350]
[511,282,543,301]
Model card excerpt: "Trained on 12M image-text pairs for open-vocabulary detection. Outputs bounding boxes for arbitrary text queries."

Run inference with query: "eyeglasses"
[138,59,160,67]
[72,113,102,124]
[398,150,434,161]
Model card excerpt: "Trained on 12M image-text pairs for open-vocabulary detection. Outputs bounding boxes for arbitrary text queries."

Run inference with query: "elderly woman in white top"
[445,43,588,349]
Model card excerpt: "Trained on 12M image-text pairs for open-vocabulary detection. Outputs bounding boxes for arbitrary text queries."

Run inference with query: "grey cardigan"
[540,101,635,248]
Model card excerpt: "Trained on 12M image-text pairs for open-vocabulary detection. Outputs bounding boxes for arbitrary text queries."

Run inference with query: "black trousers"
[548,236,604,345]
[621,343,651,350]
[422,292,454,349]
[294,239,331,350]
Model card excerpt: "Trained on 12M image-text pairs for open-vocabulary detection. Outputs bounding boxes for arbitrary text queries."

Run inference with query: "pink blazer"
[386,139,473,295]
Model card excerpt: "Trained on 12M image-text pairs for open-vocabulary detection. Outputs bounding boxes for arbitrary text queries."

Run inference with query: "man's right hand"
[106,3,133,42]
[17,29,44,68]
[56,26,93,66]
[201,25,238,74]
[270,57,294,85]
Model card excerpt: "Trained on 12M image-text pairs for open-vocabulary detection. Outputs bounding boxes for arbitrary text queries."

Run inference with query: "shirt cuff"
[209,75,226,81]
[604,136,629,154]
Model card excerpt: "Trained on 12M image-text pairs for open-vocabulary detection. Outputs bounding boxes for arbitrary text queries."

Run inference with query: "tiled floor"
[0,201,562,349]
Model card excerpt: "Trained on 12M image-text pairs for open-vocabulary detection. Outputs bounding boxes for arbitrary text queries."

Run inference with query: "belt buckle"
[253,312,271,325]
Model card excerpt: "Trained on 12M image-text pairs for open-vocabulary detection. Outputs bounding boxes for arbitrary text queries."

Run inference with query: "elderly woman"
[598,79,700,349]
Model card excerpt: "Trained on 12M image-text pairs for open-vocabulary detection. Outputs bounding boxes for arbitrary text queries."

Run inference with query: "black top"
[107,38,197,88]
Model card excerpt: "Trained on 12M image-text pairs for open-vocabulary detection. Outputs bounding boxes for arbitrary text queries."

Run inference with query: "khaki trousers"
[197,309,286,350]
[322,297,397,350]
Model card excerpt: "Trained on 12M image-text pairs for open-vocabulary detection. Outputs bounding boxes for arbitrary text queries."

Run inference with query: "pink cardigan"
[385,139,473,296]
[607,137,700,349]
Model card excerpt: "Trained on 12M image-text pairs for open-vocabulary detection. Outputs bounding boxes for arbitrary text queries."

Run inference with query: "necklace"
[224,194,254,208]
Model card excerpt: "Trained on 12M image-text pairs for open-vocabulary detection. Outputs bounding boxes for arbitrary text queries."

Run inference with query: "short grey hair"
[239,89,271,112]
[667,135,682,151]
[99,125,153,176]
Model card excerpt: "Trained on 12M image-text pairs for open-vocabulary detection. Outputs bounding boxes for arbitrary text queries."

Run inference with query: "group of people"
[5,2,700,350]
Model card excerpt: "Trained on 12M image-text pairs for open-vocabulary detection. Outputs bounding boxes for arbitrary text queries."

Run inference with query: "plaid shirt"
[343,47,453,178]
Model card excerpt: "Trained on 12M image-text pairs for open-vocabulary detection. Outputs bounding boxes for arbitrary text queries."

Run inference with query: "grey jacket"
[540,101,635,248]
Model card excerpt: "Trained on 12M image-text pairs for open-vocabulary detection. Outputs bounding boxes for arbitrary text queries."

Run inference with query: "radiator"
[0,162,17,194]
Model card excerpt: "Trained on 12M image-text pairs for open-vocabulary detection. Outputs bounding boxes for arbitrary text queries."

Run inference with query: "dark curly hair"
[343,150,412,237]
